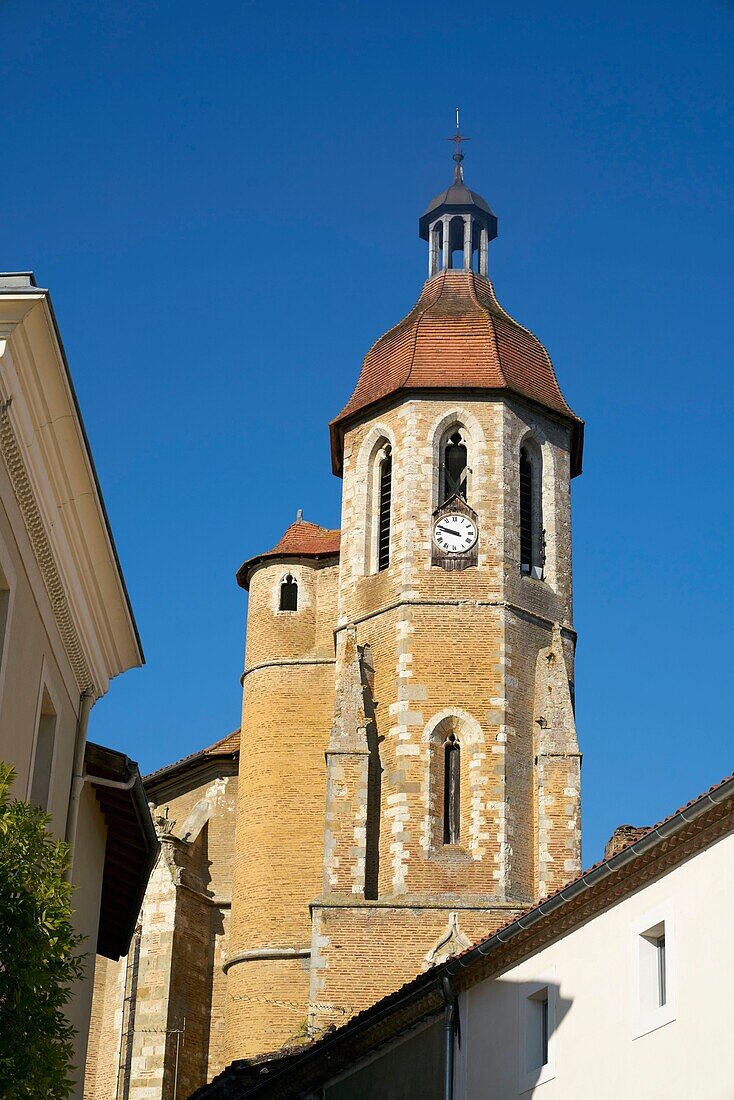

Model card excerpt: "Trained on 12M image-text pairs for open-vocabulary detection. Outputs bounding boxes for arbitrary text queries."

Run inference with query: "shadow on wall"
[360,643,382,900]
[458,977,574,1100]
[318,979,573,1100]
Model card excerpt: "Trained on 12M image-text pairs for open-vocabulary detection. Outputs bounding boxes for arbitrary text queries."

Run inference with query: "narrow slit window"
[657,934,667,1007]
[441,431,468,504]
[377,448,392,572]
[443,733,461,844]
[30,689,57,811]
[279,574,298,611]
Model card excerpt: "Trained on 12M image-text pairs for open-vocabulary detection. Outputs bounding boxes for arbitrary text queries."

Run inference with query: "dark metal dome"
[422,179,493,218]
[418,167,498,242]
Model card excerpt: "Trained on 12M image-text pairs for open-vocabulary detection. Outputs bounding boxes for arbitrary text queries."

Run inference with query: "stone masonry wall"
[84,761,238,1100]
[308,394,581,1033]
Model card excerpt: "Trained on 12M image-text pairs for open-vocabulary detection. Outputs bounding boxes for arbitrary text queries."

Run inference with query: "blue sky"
[2,0,732,863]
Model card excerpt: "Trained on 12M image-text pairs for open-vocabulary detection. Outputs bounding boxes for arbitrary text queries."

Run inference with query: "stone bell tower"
[310,137,584,1031]
[225,138,584,1058]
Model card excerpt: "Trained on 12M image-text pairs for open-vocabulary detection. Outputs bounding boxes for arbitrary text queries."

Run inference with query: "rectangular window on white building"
[527,988,549,1069]
[639,923,666,1011]
[518,977,556,1093]
[632,904,675,1039]
[30,689,57,811]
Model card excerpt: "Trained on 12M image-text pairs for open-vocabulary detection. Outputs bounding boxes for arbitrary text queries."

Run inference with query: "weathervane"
[447,107,469,178]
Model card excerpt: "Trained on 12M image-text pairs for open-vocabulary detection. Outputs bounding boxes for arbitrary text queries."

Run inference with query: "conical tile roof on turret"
[236,519,341,590]
[329,268,583,477]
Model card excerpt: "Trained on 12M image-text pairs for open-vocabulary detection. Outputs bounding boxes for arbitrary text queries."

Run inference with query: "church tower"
[225,140,584,1059]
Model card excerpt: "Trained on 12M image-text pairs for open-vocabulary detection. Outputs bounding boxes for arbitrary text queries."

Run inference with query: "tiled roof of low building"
[144,728,241,786]
[236,520,341,590]
[191,766,734,1098]
[329,267,584,476]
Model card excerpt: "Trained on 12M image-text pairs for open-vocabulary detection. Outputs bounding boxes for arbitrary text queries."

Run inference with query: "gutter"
[64,693,140,863]
[64,690,94,881]
[446,772,734,977]
[84,742,160,959]
[193,978,445,1099]
[207,771,734,1099]
[441,976,457,1100]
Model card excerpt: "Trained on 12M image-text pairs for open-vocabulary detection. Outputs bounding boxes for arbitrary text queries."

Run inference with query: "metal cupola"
[418,128,498,278]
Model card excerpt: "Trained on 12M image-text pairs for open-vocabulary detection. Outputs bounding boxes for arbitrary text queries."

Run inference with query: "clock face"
[433,512,478,555]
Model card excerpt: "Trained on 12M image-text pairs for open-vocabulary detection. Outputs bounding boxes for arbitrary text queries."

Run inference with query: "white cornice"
[0,287,142,696]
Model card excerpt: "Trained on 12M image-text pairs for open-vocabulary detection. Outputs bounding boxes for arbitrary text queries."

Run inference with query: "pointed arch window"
[440,429,468,505]
[520,444,543,578]
[279,574,298,611]
[377,447,392,572]
[443,733,461,844]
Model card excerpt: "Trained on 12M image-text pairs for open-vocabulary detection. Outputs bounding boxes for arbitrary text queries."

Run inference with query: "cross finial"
[446,107,469,180]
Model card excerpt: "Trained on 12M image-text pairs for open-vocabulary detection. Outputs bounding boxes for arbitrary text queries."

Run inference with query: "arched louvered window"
[520,444,543,578]
[443,733,461,844]
[520,448,533,573]
[377,447,392,572]
[441,430,468,504]
[279,574,298,611]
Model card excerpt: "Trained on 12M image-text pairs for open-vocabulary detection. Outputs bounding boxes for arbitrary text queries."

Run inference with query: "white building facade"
[0,273,156,1099]
[457,818,733,1099]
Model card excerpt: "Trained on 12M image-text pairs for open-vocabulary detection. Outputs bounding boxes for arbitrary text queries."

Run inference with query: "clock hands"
[437,524,463,537]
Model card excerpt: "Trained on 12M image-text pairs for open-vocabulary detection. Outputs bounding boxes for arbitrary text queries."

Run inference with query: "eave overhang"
[236,548,340,591]
[0,273,143,695]
[236,521,341,591]
[329,387,584,479]
[84,741,159,960]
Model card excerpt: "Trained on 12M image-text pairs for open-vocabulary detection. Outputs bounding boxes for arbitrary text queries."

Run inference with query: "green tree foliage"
[0,763,84,1098]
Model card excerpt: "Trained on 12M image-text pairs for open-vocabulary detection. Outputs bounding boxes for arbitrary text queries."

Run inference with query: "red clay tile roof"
[329,268,583,476]
[236,520,341,590]
[203,728,241,757]
[144,729,241,785]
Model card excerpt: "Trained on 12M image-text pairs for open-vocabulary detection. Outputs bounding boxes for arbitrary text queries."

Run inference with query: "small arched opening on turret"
[519,439,544,579]
[279,573,298,611]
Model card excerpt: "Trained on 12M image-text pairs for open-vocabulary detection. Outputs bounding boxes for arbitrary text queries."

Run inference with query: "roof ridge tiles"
[466,270,505,387]
[403,267,448,388]
[476,277,574,417]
